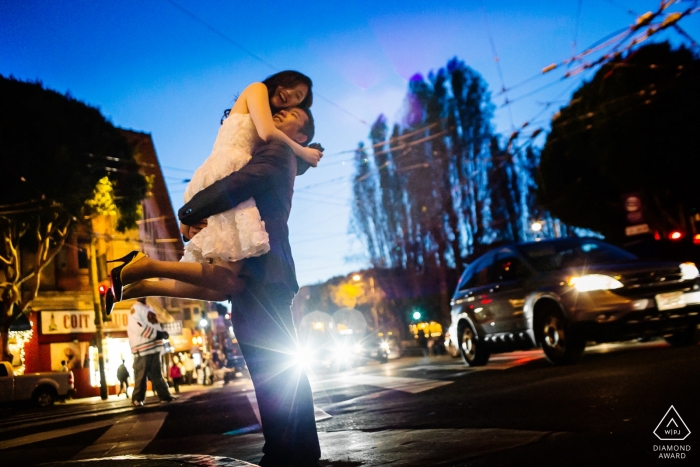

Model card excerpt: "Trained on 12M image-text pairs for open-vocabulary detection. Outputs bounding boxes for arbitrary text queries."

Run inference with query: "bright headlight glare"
[680,262,699,281]
[568,274,623,292]
[380,341,390,351]
[292,347,313,367]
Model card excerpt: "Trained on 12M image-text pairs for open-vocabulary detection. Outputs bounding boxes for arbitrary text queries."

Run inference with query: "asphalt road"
[1,340,698,466]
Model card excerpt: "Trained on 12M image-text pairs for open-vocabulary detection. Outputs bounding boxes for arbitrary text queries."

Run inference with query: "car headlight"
[680,262,699,281]
[567,274,623,292]
[292,347,314,368]
[380,341,390,351]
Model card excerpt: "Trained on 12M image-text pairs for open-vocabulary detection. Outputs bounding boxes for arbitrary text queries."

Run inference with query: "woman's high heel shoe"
[108,250,147,301]
[105,289,115,316]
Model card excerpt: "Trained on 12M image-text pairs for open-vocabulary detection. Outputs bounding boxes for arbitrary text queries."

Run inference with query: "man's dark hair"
[298,107,315,147]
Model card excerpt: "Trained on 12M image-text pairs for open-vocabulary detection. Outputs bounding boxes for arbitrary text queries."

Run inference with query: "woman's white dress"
[181,113,270,264]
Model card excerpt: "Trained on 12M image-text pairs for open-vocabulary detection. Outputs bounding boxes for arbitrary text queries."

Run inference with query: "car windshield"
[517,239,637,272]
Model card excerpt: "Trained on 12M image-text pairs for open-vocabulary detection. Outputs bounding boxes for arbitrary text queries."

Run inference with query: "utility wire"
[162,0,369,127]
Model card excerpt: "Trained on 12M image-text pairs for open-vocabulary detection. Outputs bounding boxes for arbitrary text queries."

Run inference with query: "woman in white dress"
[105,71,321,312]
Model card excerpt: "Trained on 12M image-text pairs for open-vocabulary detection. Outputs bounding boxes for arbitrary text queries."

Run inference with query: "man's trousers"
[233,284,321,467]
[132,352,171,403]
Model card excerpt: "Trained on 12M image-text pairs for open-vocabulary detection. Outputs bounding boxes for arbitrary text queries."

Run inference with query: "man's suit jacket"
[178,142,309,295]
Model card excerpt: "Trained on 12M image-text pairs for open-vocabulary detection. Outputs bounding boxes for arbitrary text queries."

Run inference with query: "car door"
[486,247,531,334]
[453,252,497,331]
[0,363,13,402]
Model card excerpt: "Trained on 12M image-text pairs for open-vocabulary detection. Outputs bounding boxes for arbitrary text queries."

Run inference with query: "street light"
[412,311,422,320]
[531,221,543,232]
[352,274,362,281]
[199,318,208,327]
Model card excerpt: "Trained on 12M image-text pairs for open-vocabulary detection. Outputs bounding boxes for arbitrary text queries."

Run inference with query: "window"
[463,252,495,289]
[518,239,636,272]
[77,247,89,269]
[491,253,529,283]
[0,364,7,377]
[183,308,191,320]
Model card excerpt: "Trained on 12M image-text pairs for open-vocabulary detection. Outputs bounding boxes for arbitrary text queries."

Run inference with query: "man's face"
[272,108,308,144]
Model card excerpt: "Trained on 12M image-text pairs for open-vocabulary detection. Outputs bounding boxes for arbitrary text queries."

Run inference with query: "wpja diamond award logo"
[653,405,691,459]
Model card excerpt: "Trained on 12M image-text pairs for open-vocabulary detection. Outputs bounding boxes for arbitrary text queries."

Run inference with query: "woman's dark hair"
[221,70,313,123]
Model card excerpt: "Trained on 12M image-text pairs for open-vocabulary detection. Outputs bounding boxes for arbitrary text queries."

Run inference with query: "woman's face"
[270,83,308,109]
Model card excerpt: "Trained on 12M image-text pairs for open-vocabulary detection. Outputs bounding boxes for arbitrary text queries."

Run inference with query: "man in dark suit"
[178,107,322,467]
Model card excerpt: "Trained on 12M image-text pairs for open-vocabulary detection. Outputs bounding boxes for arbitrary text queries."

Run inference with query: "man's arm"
[179,141,293,225]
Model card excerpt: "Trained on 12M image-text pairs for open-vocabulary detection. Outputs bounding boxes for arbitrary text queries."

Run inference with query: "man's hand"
[180,220,208,242]
[299,146,322,167]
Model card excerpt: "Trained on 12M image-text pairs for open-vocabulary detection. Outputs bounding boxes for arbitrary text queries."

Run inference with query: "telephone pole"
[89,237,108,400]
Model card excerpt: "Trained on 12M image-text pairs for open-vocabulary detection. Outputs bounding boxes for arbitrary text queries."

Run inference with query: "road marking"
[0,419,114,450]
[0,407,135,435]
[245,392,262,424]
[73,412,167,460]
[314,406,332,421]
[313,374,452,394]
[245,391,332,424]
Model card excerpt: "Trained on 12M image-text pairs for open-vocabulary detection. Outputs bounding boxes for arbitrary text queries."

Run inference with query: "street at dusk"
[1,342,698,466]
[2,0,700,466]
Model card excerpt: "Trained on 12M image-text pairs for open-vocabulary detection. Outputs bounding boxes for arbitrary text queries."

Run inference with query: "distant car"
[447,237,700,366]
[0,361,74,407]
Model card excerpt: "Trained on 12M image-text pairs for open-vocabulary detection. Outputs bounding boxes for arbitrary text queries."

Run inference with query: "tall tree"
[538,42,700,242]
[0,76,148,360]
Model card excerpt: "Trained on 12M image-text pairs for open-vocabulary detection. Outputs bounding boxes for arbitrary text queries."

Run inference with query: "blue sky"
[2,0,698,285]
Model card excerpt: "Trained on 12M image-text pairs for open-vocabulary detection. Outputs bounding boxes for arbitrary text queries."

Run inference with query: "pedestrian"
[418,330,429,357]
[59,360,69,372]
[178,108,322,466]
[169,356,183,394]
[183,352,195,384]
[127,298,175,406]
[117,359,130,397]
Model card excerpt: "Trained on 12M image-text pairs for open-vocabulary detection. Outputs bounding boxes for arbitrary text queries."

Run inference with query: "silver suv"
[447,238,700,366]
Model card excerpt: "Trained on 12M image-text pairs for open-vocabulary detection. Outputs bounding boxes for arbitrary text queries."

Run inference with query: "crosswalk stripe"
[313,374,452,394]
[72,412,167,460]
[244,391,332,427]
[0,419,114,450]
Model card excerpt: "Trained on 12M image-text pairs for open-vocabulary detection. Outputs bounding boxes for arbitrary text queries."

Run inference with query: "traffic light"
[98,283,111,322]
[412,311,422,321]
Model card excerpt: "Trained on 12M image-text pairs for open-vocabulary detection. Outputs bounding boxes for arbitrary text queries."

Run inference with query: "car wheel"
[664,325,700,347]
[537,306,585,365]
[33,387,57,407]
[459,321,490,366]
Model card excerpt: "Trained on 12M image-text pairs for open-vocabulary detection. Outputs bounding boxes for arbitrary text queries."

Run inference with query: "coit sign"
[41,311,96,334]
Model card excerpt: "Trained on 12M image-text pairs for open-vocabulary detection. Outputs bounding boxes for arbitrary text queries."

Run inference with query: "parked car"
[0,361,74,407]
[447,237,700,366]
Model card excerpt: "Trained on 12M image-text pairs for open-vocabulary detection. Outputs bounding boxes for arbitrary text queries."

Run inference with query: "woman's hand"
[299,146,323,167]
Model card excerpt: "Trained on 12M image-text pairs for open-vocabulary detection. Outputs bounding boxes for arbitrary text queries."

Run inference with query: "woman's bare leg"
[120,257,244,295]
[123,279,229,302]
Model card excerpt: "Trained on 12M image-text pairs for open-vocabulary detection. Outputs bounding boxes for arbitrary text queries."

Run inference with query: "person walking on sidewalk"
[183,352,195,385]
[170,356,184,394]
[117,360,130,397]
[127,298,174,406]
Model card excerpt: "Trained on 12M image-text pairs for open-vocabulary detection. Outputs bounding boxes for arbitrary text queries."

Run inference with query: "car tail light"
[669,231,683,240]
[694,234,700,245]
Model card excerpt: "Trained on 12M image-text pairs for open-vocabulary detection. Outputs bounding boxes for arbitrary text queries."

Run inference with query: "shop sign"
[41,310,132,334]
[102,310,130,332]
[162,320,183,336]
[42,311,96,334]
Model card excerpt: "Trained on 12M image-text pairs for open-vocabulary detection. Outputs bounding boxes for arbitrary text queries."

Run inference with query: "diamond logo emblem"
[654,405,691,441]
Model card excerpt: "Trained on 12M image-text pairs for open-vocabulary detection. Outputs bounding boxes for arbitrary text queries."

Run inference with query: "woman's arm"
[241,83,321,166]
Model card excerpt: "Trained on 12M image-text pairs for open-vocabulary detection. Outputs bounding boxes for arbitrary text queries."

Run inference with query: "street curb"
[41,454,258,466]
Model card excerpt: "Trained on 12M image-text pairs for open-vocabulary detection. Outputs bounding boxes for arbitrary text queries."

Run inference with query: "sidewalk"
[63,378,252,407]
[42,454,257,466]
